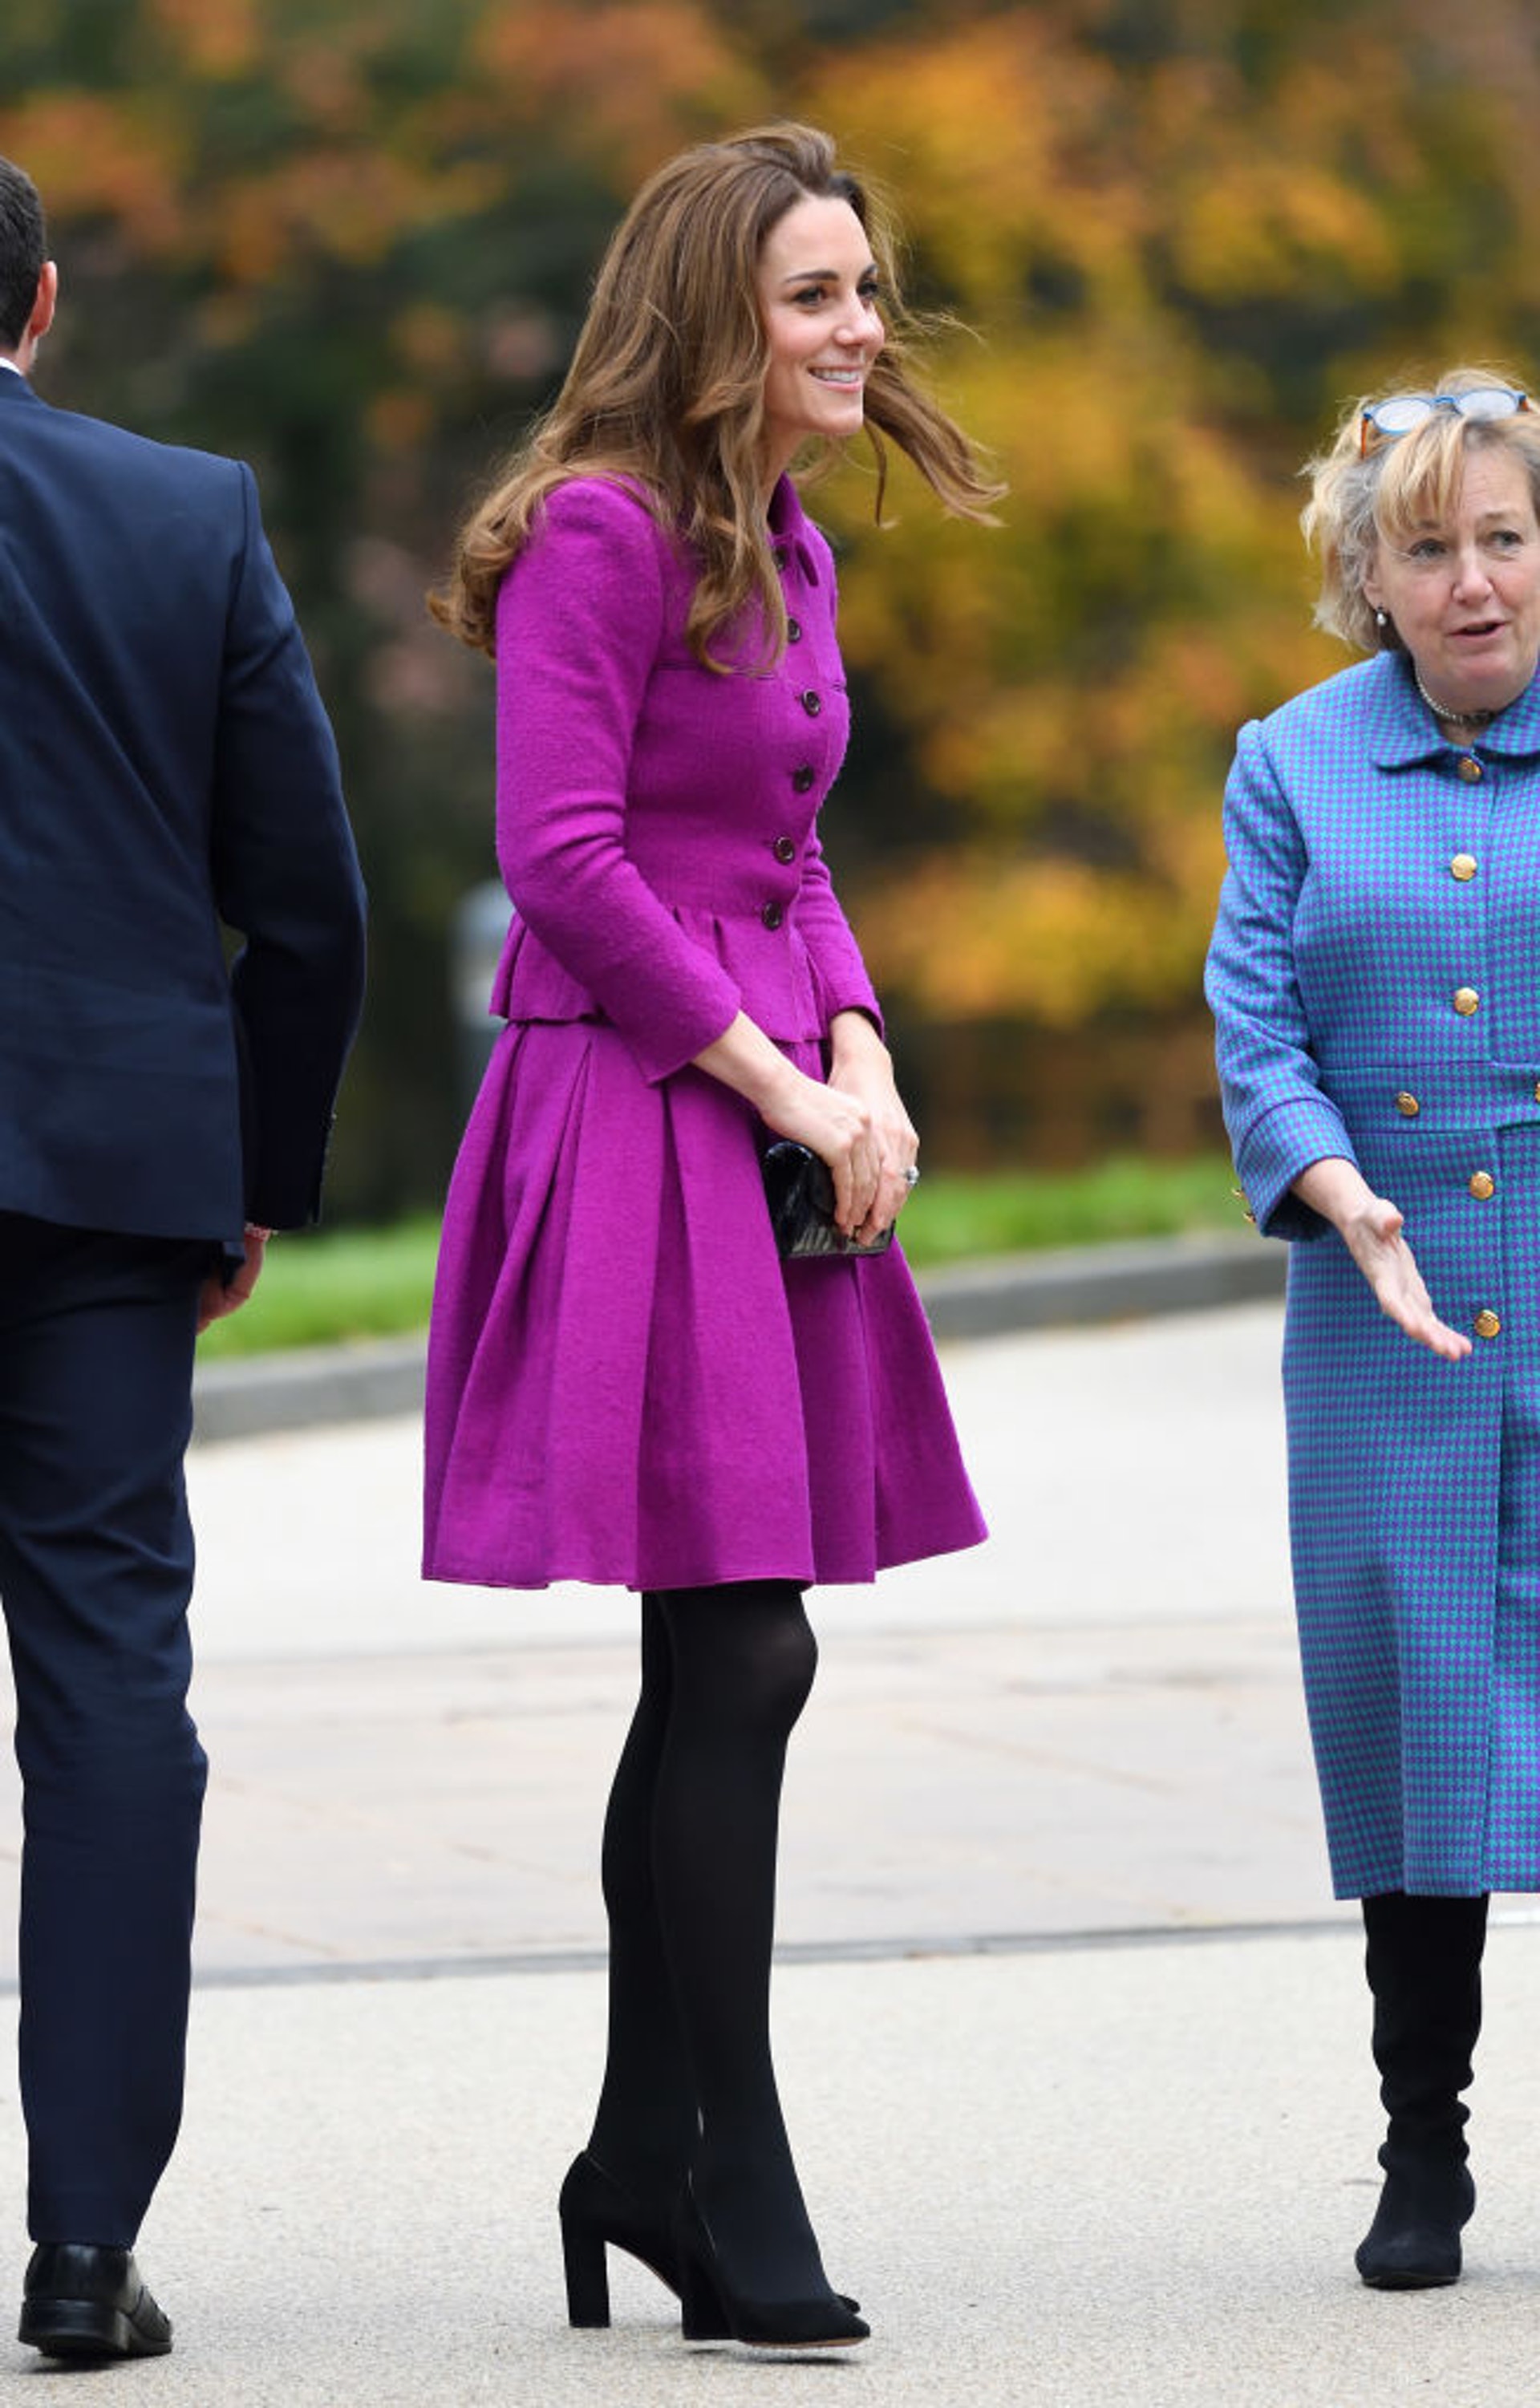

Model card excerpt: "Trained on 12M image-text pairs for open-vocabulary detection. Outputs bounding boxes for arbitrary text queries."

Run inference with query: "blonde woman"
[1208,371,1540,2290]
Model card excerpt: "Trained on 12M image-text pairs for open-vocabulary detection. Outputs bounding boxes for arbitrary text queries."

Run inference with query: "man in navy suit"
[0,157,366,2359]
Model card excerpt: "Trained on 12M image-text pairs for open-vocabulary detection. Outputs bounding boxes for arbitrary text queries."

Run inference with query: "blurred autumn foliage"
[6,0,1540,1202]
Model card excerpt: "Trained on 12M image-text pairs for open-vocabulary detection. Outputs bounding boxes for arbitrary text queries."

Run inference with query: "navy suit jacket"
[0,368,365,1242]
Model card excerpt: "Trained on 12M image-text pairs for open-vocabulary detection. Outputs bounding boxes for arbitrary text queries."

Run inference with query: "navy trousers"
[0,1214,210,2244]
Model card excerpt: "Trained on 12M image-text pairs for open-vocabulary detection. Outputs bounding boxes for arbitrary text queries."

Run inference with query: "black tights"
[586,1580,829,2297]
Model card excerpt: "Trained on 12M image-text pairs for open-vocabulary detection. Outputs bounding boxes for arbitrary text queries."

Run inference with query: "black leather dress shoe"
[18,2244,172,2359]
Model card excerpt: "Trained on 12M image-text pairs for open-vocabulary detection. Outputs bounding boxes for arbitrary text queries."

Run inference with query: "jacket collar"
[768,474,820,586]
[0,364,38,404]
[1368,647,1540,764]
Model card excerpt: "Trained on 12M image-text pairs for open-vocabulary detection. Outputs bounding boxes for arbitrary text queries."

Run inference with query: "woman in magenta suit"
[424,123,995,2352]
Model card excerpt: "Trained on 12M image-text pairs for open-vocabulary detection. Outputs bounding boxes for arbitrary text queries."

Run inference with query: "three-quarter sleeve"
[494,481,744,1084]
[1205,717,1358,1241]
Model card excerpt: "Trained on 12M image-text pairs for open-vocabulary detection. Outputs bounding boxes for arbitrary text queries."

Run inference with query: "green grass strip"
[197,1154,1242,1359]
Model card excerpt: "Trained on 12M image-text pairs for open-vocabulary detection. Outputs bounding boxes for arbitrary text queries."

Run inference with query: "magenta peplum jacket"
[423,472,986,1593]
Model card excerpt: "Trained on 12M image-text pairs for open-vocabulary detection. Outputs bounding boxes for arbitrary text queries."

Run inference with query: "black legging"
[587,1580,831,2298]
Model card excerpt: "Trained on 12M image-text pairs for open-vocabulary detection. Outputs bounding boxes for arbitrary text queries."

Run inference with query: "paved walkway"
[165,1301,1321,1974]
[2,1299,1539,2402]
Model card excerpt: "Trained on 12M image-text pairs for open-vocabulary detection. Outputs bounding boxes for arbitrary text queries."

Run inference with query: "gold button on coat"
[1453,987,1480,1015]
[1469,1171,1497,1200]
[1451,853,1478,880]
[1458,755,1484,782]
[1475,1308,1502,1339]
[1395,1091,1420,1117]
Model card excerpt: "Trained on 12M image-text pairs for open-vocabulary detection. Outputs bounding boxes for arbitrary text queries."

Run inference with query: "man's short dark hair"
[0,157,46,352]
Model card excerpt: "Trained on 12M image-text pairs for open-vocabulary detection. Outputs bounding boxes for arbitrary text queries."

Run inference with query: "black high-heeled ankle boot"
[558,2149,861,2329]
[558,2151,681,2327]
[672,2179,869,2351]
[1354,1891,1487,2290]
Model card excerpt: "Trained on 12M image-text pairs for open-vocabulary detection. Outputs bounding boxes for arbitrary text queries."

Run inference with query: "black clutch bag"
[762,1141,894,1259]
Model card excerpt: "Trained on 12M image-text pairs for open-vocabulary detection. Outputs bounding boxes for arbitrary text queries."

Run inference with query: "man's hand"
[197,1224,270,1334]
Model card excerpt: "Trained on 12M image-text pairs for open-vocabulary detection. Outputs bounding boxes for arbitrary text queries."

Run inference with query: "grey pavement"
[173,1300,1319,1972]
[3,1298,1540,2401]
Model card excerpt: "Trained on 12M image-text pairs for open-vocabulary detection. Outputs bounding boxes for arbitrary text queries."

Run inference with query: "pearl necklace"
[1412,663,1499,729]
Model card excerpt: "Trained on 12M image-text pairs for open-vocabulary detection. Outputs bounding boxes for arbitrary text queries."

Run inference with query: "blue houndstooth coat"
[1206,649,1540,1899]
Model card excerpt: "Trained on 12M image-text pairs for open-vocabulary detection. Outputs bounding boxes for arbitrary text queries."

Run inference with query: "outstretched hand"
[1340,1194,1473,1361]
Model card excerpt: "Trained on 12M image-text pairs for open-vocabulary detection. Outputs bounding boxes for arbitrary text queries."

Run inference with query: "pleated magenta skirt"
[423,1020,987,1592]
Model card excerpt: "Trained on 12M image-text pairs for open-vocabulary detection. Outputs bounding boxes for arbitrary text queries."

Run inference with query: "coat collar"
[1368,647,1540,765]
[0,365,39,406]
[767,474,821,586]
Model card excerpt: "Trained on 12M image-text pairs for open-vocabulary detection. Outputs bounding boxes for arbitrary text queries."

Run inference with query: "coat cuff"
[1235,1096,1360,1243]
[813,965,884,1042]
[623,974,744,1087]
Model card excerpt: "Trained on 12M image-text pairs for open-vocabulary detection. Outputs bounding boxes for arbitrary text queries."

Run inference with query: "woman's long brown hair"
[429,121,1002,668]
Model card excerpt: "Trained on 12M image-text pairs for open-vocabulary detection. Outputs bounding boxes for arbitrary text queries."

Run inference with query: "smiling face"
[755,193,885,487]
[1364,443,1540,716]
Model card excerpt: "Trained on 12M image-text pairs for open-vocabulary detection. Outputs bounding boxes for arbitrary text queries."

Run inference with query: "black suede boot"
[1354,1890,1488,2290]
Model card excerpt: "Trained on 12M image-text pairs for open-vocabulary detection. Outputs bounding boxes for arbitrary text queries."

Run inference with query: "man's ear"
[26,261,57,349]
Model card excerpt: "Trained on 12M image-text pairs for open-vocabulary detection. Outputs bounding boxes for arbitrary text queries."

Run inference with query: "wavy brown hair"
[429,121,1003,667]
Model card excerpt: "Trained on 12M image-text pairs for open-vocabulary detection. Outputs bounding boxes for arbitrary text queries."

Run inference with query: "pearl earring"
[1374,608,1388,629]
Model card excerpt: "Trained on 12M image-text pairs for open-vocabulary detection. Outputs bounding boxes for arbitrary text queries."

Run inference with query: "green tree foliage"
[5,0,1540,1195]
